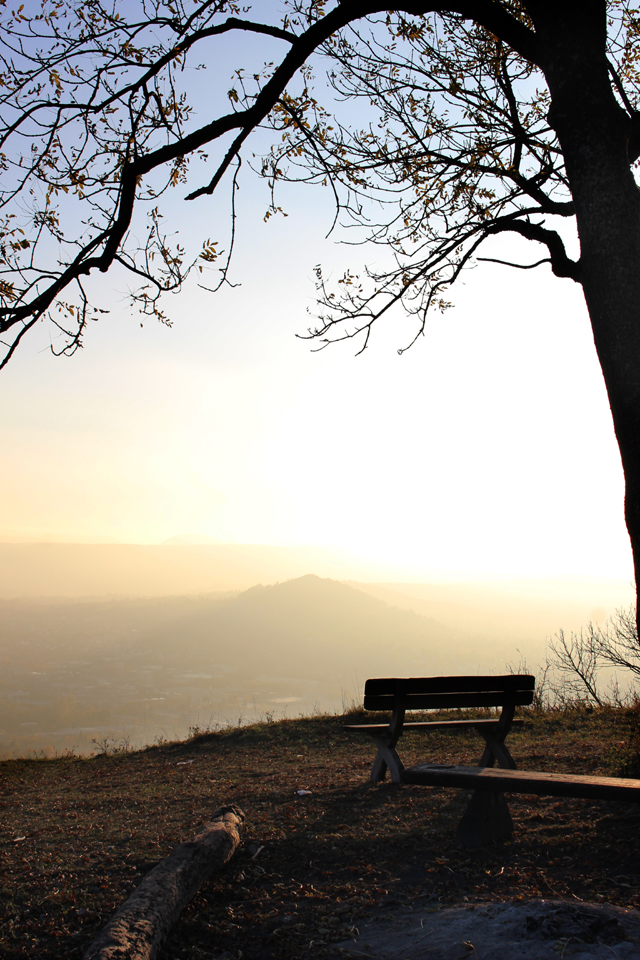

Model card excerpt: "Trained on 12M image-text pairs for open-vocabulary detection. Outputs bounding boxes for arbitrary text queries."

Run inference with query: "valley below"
[1,567,635,758]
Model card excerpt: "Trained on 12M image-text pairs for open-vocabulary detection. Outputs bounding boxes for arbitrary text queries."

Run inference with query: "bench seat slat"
[364,674,535,696]
[403,764,640,802]
[364,690,534,711]
[344,718,526,733]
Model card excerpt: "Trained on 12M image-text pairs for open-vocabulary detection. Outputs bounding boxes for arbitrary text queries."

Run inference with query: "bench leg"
[478,733,517,770]
[456,790,514,848]
[370,751,388,782]
[369,738,405,784]
[455,721,516,846]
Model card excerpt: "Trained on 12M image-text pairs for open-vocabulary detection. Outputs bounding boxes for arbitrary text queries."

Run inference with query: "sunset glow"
[0,199,631,581]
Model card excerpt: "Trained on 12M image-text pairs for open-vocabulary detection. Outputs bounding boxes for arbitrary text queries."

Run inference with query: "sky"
[0,8,633,583]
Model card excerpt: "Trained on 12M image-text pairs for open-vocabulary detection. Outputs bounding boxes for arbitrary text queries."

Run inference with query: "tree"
[1,1,640,618]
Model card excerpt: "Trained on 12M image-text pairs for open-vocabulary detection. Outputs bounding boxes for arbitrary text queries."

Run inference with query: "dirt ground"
[2,708,640,959]
[338,899,640,958]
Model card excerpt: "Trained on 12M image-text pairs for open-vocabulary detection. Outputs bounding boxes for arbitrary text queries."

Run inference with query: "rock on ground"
[336,899,640,959]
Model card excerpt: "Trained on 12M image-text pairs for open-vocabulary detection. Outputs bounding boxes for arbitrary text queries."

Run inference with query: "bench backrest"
[363,674,535,712]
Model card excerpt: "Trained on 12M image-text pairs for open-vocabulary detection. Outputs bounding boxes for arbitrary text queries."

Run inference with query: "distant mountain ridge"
[0,542,389,598]
[0,574,454,756]
[137,574,453,681]
[3,571,633,759]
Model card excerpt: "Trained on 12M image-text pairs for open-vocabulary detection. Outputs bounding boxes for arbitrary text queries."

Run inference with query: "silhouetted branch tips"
[0,0,359,362]
[0,0,637,370]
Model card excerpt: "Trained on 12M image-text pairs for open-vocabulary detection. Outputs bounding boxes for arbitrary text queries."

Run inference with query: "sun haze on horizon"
[0,238,631,586]
[0,24,632,587]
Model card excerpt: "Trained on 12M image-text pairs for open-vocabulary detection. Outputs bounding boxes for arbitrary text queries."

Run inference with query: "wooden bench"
[345,674,533,785]
[345,674,640,846]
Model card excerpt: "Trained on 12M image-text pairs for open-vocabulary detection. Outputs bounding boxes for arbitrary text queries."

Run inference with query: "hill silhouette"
[0,575,453,757]
[0,542,391,598]
[137,574,452,681]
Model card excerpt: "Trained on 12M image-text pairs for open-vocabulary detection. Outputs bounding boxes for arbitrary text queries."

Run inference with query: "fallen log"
[84,804,244,960]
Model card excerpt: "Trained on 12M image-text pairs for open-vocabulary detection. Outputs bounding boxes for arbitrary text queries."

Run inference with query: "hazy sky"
[0,13,632,581]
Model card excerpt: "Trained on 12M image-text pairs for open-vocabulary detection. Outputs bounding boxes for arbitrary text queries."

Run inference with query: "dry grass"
[2,705,640,959]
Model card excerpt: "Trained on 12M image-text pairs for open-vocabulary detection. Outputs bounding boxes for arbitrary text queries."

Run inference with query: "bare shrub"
[595,606,640,681]
[548,627,604,706]
[546,606,639,707]
[90,735,132,756]
[506,656,554,712]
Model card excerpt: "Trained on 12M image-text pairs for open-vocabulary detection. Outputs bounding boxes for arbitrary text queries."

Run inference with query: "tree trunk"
[83,805,244,960]
[532,1,640,628]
